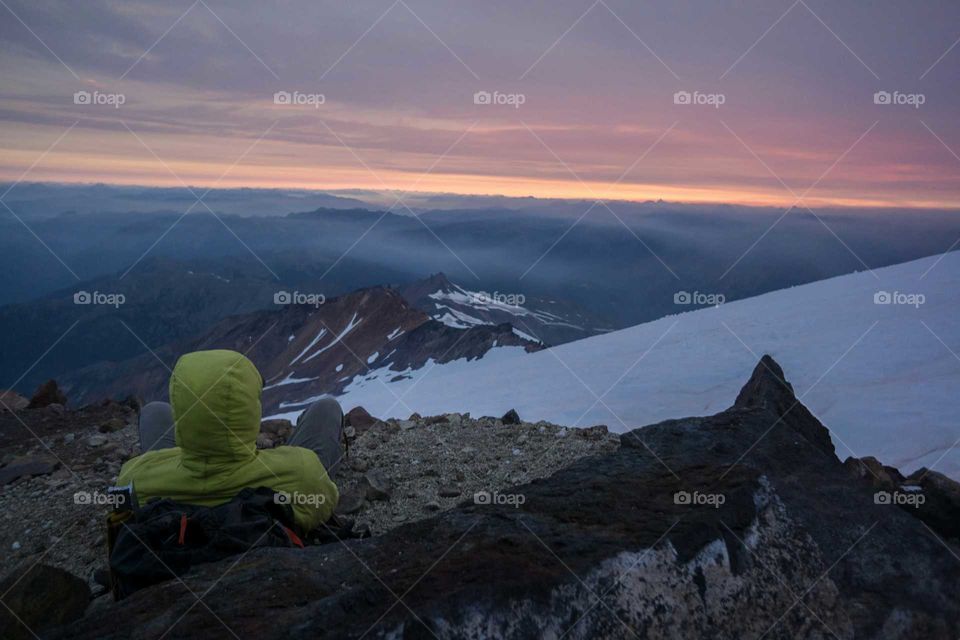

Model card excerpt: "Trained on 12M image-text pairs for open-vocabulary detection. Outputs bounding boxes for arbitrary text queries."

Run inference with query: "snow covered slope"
[335,252,960,479]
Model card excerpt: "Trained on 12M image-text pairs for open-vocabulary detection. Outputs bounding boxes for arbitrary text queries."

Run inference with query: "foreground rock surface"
[54,357,960,639]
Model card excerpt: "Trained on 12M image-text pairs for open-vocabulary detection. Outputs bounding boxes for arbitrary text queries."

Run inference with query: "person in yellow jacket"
[118,349,341,534]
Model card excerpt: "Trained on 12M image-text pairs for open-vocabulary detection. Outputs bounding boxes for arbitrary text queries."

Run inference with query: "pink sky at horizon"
[1,1,958,210]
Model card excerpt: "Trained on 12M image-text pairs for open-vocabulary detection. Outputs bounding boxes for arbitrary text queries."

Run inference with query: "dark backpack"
[107,486,303,600]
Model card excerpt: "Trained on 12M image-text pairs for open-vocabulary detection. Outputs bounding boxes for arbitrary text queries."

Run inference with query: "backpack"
[107,486,303,600]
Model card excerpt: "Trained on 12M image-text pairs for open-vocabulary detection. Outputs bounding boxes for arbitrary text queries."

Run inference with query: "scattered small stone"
[335,488,366,515]
[438,486,462,498]
[97,417,126,433]
[399,420,416,431]
[578,425,609,440]
[344,426,357,440]
[85,435,108,448]
[424,500,441,511]
[11,541,20,551]
[62,433,75,444]
[364,469,392,501]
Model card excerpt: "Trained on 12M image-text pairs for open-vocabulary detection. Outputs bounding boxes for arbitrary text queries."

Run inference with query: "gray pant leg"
[288,396,344,477]
[139,401,177,452]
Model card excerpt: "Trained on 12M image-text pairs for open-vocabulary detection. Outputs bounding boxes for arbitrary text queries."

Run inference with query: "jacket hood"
[170,350,263,462]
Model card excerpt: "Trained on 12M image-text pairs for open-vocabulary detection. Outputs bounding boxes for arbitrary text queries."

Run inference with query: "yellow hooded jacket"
[118,350,338,533]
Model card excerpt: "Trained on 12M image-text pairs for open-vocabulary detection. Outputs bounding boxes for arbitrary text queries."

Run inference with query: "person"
[117,349,342,533]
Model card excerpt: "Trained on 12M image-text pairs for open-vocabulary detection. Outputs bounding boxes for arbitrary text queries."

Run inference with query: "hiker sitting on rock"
[118,349,341,533]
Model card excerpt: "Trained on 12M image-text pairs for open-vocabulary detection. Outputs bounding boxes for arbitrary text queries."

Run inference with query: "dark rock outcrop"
[501,408,521,424]
[0,563,89,640]
[345,406,378,434]
[904,468,960,540]
[844,456,960,542]
[27,380,67,409]
[56,357,960,639]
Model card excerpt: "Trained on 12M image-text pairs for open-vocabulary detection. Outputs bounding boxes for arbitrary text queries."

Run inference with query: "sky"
[1,0,959,208]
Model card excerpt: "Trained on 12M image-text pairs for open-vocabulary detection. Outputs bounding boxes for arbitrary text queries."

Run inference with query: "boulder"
[26,380,67,409]
[260,418,293,440]
[0,563,89,640]
[345,406,378,434]
[500,408,521,424]
[364,469,392,501]
[0,390,29,411]
[842,455,905,488]
[904,467,960,540]
[334,488,366,515]
[577,424,609,440]
[0,455,60,485]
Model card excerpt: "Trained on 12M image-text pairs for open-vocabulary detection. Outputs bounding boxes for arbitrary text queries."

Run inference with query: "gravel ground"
[332,413,619,535]
[0,404,618,592]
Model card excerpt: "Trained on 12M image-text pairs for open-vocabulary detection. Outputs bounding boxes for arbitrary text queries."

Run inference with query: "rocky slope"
[398,272,610,345]
[60,286,540,415]
[8,357,954,639]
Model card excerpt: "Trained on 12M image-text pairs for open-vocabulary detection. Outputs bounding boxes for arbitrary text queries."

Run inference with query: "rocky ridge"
[3,357,952,639]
